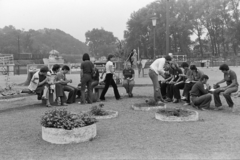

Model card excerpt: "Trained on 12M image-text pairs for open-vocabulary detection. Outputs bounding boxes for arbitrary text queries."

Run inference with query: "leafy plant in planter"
[157,108,192,117]
[89,103,109,116]
[41,108,97,130]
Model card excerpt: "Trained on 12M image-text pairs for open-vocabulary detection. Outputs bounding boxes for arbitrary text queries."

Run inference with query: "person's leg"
[159,81,167,99]
[42,85,48,99]
[128,80,135,95]
[55,83,64,103]
[80,75,88,104]
[110,77,121,99]
[213,88,224,107]
[166,84,174,101]
[149,69,163,102]
[86,78,93,103]
[64,85,76,104]
[223,86,238,107]
[184,83,194,104]
[100,74,112,100]
[173,83,185,102]
[91,81,99,92]
[193,94,212,109]
[122,79,129,93]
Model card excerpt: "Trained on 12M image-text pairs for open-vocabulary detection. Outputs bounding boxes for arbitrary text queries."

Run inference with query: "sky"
[0,0,153,42]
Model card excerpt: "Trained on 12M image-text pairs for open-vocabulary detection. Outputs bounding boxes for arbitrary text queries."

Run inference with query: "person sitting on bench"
[55,65,77,104]
[28,66,51,107]
[213,64,239,112]
[172,62,190,103]
[122,61,135,97]
[190,75,212,110]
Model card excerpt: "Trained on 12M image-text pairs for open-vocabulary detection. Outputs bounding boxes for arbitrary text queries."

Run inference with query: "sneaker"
[173,99,180,103]
[165,98,172,102]
[116,97,122,100]
[183,102,190,106]
[214,106,224,111]
[61,103,68,106]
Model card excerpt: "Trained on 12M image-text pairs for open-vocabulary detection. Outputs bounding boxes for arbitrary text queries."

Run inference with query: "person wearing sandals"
[122,61,135,97]
[100,55,121,101]
[213,64,239,112]
[149,55,172,103]
[55,65,77,104]
[28,66,52,107]
[80,53,94,104]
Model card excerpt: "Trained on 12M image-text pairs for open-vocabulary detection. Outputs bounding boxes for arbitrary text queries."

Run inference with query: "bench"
[94,84,153,100]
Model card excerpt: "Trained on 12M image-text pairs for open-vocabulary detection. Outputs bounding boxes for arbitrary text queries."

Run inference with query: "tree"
[85,28,117,58]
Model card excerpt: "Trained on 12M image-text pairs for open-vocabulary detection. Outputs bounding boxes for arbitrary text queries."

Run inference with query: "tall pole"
[166,0,170,55]
[154,26,156,59]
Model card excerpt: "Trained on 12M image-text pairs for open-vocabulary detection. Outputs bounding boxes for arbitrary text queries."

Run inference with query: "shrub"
[41,108,97,130]
[89,103,109,116]
[157,108,191,117]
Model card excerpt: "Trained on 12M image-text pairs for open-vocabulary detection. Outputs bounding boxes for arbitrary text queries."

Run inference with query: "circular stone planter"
[131,103,166,111]
[92,110,118,119]
[42,123,97,144]
[155,108,199,122]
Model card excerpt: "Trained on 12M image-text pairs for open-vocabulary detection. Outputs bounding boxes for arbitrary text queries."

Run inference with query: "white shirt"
[106,61,113,74]
[150,58,166,75]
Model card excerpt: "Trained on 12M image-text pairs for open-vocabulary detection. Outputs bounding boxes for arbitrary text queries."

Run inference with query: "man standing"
[149,55,172,103]
[190,75,212,110]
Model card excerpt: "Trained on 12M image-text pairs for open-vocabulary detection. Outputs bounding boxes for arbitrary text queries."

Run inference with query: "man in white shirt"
[149,55,172,103]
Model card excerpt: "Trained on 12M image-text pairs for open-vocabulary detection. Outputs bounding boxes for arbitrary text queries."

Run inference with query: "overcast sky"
[0,0,153,42]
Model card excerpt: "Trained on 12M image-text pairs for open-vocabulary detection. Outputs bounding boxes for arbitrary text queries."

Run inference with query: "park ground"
[0,67,240,159]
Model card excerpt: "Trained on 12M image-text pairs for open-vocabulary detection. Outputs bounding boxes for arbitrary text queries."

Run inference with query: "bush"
[89,103,109,116]
[41,108,97,130]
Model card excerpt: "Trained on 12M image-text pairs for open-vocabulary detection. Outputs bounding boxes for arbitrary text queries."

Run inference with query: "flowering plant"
[41,108,97,130]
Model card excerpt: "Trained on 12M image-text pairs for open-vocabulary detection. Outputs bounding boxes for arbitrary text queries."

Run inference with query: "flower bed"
[131,99,166,111]
[41,108,97,144]
[89,103,118,119]
[155,108,199,122]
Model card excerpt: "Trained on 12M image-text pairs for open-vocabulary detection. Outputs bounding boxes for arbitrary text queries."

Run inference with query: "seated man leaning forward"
[55,65,78,104]
[122,61,135,97]
[190,75,212,110]
[28,66,52,107]
[148,55,172,103]
[213,64,239,112]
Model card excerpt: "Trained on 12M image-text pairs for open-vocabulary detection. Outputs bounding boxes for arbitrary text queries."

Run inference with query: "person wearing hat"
[148,55,172,103]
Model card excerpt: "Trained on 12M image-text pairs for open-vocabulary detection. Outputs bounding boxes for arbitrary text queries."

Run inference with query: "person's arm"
[109,64,118,78]
[224,72,238,90]
[38,77,48,86]
[198,83,209,94]
[157,59,166,77]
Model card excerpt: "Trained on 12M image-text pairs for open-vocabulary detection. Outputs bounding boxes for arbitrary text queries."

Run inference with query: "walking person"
[80,53,94,104]
[213,64,239,112]
[100,55,121,101]
[148,55,172,103]
[190,75,212,110]
[122,61,135,97]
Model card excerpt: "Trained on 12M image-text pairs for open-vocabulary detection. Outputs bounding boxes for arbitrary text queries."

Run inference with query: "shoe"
[165,98,172,102]
[100,98,105,101]
[173,99,179,103]
[198,107,206,111]
[214,106,224,111]
[46,104,52,107]
[61,103,68,106]
[116,97,122,100]
[42,96,47,100]
[128,94,131,97]
[181,97,187,100]
[183,102,190,106]
[231,105,237,113]
[130,93,133,97]
[78,102,86,105]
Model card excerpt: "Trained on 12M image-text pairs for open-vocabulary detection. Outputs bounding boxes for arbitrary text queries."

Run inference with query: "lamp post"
[166,0,170,55]
[151,13,157,59]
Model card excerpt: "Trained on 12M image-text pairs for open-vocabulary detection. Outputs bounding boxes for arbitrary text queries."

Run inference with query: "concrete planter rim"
[131,103,166,111]
[91,110,118,119]
[42,123,97,144]
[155,108,199,122]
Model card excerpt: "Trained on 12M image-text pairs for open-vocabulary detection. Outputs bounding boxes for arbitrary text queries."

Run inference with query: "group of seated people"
[26,53,137,107]
[159,62,239,112]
